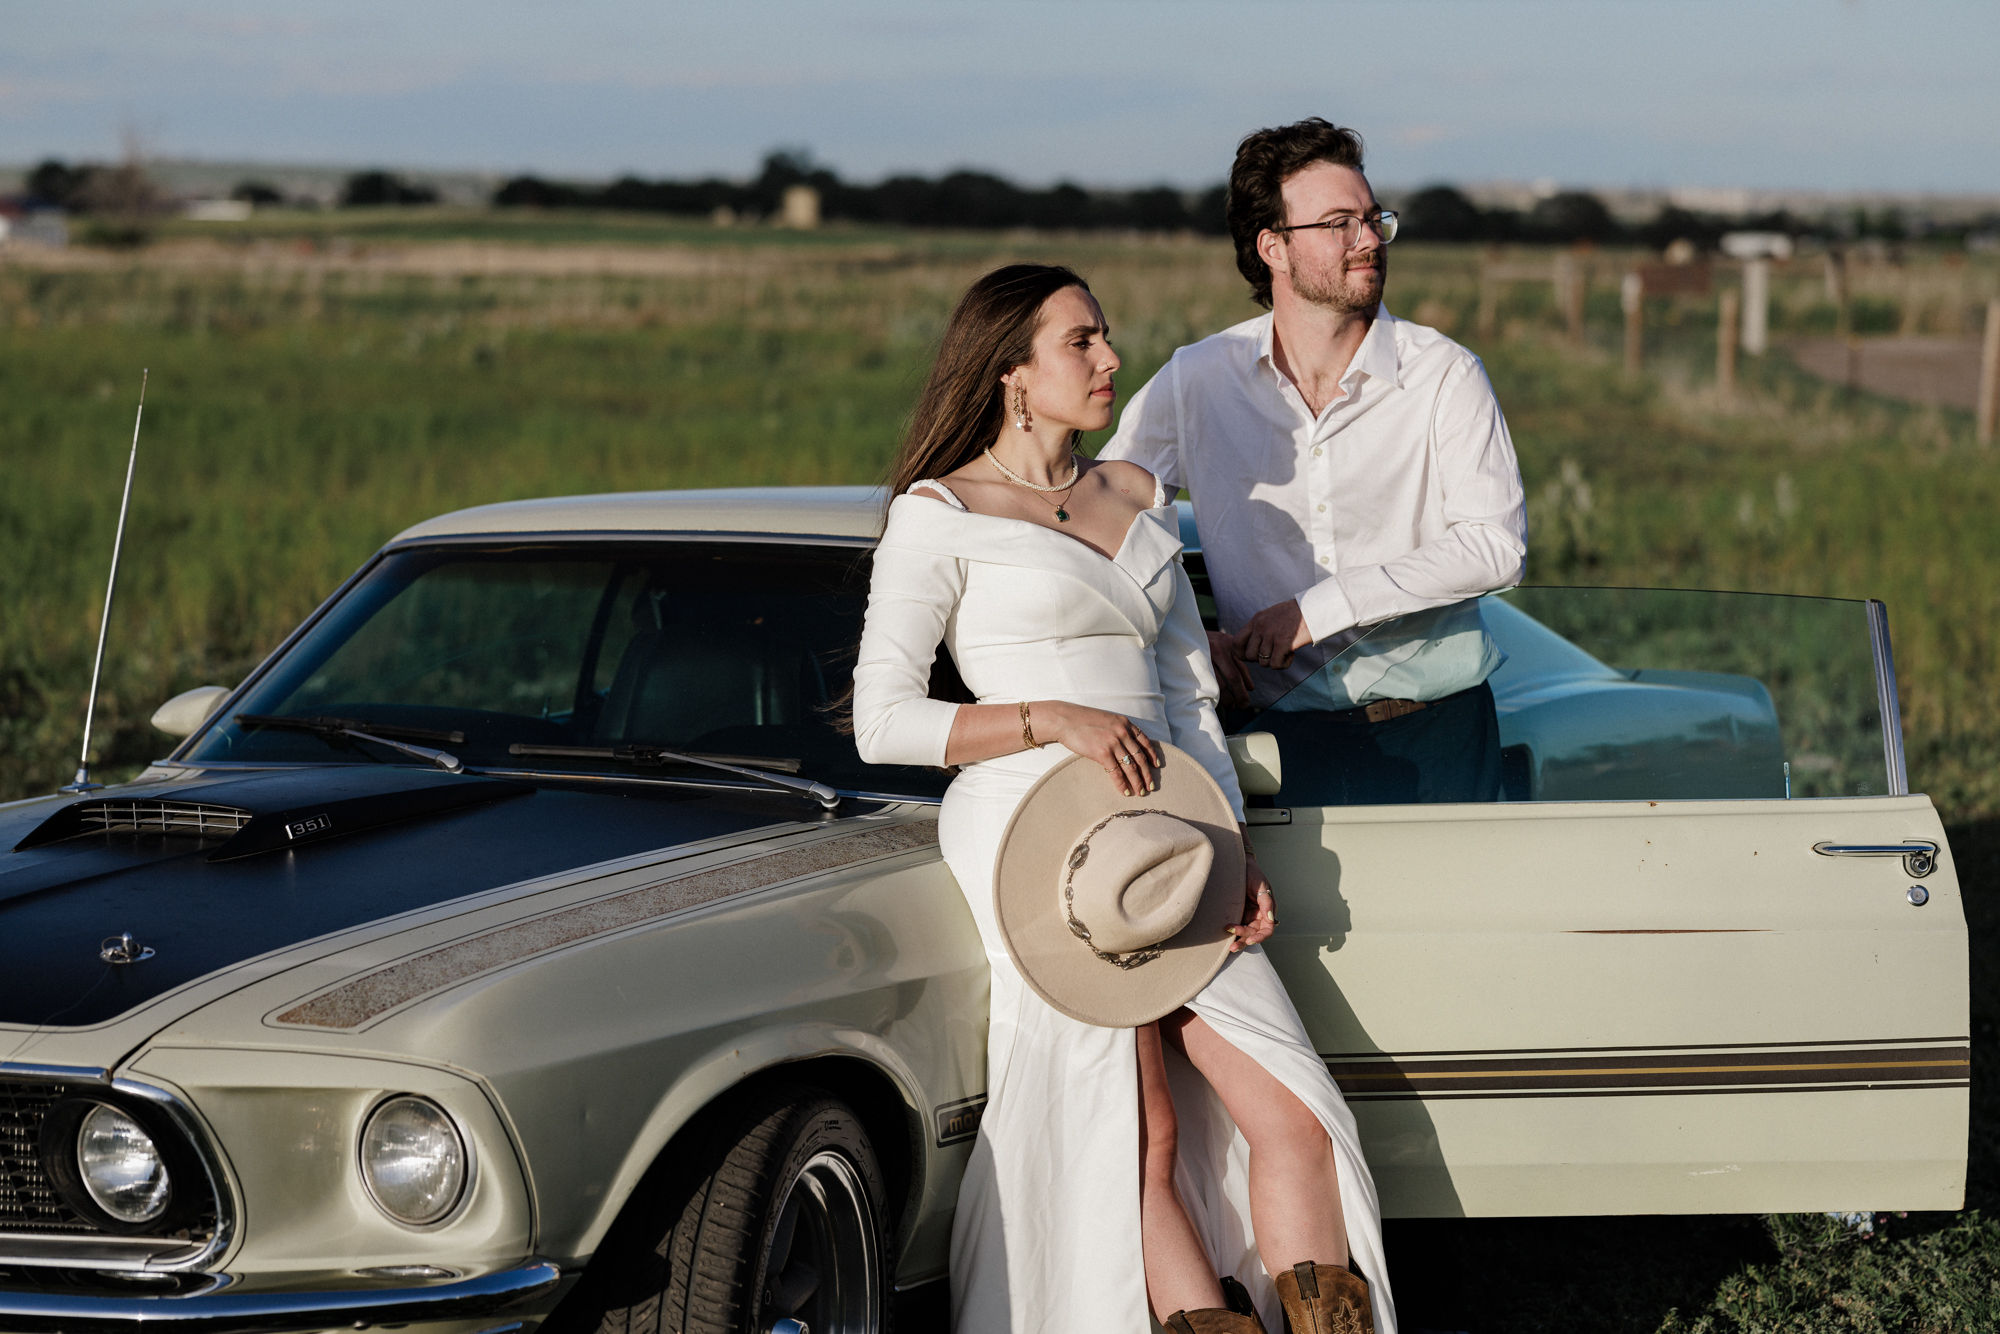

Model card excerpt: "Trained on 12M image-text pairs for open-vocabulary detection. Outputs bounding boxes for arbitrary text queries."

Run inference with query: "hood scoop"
[77,799,254,838]
[15,768,532,861]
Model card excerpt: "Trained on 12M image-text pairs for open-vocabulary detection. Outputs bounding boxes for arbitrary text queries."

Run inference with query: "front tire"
[582,1087,891,1334]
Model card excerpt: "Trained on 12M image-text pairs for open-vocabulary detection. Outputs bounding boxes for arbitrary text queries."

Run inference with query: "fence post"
[1622,272,1644,376]
[1979,298,2000,447]
[1717,288,1740,398]
[1741,258,1770,355]
[1558,254,1586,344]
[1825,249,1850,336]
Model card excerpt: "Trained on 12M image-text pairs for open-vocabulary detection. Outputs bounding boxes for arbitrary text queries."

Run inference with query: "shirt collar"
[1254,304,1405,394]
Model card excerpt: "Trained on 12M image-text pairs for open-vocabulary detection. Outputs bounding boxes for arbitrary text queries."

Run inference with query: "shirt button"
[1316,503,1326,513]
[1319,555,1330,565]
[1312,447,1323,457]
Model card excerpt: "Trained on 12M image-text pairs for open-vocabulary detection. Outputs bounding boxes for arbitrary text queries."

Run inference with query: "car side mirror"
[152,685,232,737]
[1226,731,1282,797]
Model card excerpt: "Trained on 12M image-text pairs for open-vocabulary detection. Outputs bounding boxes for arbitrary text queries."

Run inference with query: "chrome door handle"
[1812,840,1938,878]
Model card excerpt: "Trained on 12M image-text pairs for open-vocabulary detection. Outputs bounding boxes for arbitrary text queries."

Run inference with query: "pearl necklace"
[984,448,1082,522]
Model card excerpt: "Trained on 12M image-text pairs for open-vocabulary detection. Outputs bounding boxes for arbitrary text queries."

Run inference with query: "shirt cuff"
[1296,579,1358,644]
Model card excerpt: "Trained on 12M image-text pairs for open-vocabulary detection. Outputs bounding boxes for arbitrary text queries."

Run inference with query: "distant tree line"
[495,151,1229,234]
[493,155,1978,247]
[15,154,1991,249]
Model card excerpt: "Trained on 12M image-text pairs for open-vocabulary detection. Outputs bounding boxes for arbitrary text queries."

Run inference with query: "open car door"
[1237,587,1967,1216]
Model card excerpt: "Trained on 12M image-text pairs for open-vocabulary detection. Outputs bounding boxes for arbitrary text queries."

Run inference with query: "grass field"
[3,215,1997,1329]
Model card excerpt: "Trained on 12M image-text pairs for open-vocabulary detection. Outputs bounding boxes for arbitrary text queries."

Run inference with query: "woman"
[853,264,1393,1334]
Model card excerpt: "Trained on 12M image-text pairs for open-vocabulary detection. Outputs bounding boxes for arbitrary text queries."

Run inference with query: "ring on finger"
[1117,754,1135,765]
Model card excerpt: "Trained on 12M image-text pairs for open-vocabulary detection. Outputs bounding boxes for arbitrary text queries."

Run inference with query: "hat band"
[1063,810,1171,971]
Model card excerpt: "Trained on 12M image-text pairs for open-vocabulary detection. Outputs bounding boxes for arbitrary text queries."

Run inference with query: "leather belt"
[1326,697,1429,725]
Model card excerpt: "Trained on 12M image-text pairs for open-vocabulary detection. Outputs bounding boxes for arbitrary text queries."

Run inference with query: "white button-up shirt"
[1101,307,1528,709]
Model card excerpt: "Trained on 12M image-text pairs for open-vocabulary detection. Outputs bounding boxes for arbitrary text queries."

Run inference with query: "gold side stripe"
[272,821,938,1030]
[1338,1058,1970,1083]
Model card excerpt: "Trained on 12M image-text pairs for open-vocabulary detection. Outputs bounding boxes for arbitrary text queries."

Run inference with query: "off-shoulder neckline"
[903,470,1172,566]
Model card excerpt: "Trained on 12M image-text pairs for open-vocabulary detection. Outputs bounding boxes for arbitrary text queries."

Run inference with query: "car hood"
[0,764,835,1046]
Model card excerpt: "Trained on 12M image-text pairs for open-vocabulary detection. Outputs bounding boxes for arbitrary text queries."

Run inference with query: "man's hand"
[1236,599,1313,671]
[1206,630,1253,710]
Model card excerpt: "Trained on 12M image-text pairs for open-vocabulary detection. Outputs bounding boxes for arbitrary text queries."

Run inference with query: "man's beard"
[1291,247,1388,313]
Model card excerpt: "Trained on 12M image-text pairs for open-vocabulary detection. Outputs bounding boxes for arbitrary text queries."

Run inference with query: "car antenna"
[62,369,148,794]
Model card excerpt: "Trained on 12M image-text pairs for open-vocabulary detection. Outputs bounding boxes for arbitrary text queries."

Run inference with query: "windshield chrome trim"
[1866,599,1908,796]
[165,554,386,764]
[382,529,877,552]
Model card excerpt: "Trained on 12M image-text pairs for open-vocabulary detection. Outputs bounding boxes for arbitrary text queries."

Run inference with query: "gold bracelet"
[1019,700,1041,750]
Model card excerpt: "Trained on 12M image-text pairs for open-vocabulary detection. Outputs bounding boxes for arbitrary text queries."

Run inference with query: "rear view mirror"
[151,685,232,737]
[1226,732,1282,797]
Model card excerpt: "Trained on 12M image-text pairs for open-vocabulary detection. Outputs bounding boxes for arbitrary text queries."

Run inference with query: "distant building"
[184,198,254,222]
[779,184,821,230]
[4,210,68,247]
[1720,231,1795,261]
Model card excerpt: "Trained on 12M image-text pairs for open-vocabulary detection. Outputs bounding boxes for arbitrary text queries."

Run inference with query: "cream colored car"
[0,488,1965,1334]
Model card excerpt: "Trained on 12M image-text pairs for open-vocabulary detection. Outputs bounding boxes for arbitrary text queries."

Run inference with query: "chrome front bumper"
[0,1260,560,1332]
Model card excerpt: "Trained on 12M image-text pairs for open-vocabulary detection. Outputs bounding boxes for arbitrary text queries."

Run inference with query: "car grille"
[73,801,252,838]
[0,1083,85,1233]
[0,1081,219,1245]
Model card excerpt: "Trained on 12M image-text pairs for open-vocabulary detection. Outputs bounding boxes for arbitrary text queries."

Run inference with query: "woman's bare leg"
[1164,1010,1348,1274]
[1137,1020,1227,1320]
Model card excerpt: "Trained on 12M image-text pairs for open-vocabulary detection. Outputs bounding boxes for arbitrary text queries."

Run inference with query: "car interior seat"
[593,590,822,747]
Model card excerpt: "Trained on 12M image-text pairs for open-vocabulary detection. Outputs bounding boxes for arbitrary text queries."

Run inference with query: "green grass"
[4,224,1997,1330]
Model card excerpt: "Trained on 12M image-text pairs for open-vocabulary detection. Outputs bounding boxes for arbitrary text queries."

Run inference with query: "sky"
[4,0,1998,195]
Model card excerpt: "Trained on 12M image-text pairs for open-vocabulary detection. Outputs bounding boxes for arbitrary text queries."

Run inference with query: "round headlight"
[360,1096,466,1225]
[76,1104,171,1224]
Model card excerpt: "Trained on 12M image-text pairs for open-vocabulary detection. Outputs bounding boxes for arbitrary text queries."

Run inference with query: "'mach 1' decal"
[934,1094,987,1146]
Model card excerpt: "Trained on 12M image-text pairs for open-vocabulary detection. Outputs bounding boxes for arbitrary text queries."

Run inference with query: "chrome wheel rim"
[760,1150,879,1334]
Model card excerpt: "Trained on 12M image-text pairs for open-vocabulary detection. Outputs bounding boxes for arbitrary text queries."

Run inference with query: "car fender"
[573,1020,949,1264]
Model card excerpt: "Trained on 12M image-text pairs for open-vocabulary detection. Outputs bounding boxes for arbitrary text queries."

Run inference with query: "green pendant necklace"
[985,448,1081,522]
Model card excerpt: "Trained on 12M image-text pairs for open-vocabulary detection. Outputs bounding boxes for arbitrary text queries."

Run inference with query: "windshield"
[1249,587,1893,806]
[183,541,948,798]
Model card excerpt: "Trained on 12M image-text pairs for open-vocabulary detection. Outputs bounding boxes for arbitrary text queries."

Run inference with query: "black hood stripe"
[272,820,939,1030]
[0,774,833,1029]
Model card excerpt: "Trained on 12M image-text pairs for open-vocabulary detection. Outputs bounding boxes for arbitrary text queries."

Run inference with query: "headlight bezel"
[356,1093,473,1228]
[36,1093,206,1236]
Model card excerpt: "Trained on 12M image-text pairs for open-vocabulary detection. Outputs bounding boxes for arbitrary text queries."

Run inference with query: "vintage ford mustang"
[0,488,1967,1333]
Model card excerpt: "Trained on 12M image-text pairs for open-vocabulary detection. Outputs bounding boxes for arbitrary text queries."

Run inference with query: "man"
[1102,118,1527,805]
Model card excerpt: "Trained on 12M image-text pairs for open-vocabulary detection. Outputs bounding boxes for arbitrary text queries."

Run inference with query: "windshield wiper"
[506,743,838,811]
[236,713,464,773]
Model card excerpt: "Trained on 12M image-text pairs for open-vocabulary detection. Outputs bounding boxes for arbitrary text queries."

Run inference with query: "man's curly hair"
[1225,118,1367,308]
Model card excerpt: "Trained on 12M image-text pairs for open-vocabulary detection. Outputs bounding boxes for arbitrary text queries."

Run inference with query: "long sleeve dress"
[852,476,1395,1334]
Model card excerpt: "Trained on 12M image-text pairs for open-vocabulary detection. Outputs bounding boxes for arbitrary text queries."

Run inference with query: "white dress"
[853,477,1395,1334]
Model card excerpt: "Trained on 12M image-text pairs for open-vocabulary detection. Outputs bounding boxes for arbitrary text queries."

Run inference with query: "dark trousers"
[1245,681,1502,807]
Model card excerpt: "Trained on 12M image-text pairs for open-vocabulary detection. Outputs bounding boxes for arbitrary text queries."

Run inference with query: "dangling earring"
[1010,380,1033,432]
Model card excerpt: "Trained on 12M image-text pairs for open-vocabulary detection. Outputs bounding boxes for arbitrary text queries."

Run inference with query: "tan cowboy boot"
[1165,1308,1267,1334]
[1274,1261,1375,1334]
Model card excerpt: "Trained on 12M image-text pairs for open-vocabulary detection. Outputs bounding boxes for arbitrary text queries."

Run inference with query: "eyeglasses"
[1269,210,1399,246]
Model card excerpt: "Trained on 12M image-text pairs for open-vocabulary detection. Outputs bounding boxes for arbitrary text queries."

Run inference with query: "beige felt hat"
[993,743,1244,1028]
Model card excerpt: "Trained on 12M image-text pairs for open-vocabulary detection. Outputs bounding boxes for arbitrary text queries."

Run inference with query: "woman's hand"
[1229,852,1276,952]
[1036,701,1163,797]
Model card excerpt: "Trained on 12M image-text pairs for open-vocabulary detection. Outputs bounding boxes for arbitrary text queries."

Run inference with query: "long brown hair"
[830,264,1089,738]
[882,263,1091,513]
